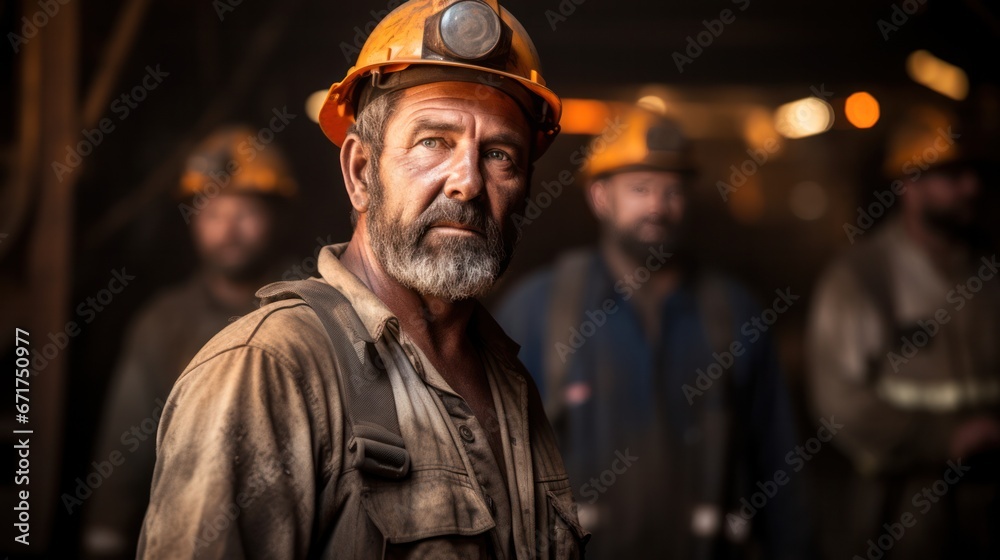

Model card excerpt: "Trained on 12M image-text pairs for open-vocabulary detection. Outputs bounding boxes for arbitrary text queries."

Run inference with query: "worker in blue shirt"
[495,105,810,559]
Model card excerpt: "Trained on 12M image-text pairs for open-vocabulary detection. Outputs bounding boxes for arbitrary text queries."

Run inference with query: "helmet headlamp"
[423,1,511,66]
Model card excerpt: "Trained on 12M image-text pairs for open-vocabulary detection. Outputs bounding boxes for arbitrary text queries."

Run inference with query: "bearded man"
[137,1,588,559]
[806,109,1000,559]
[83,124,296,560]
[496,106,808,559]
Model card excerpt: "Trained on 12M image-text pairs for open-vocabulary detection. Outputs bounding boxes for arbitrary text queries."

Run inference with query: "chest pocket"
[538,481,591,559]
[362,469,496,559]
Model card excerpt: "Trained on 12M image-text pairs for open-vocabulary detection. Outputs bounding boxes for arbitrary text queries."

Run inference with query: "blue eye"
[421,138,439,149]
[485,149,510,161]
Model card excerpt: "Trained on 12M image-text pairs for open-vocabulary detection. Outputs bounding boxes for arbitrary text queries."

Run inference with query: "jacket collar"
[317,243,396,342]
[317,242,524,367]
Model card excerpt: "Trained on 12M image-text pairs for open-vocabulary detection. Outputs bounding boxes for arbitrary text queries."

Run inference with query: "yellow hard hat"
[318,0,562,159]
[179,125,298,198]
[584,106,695,181]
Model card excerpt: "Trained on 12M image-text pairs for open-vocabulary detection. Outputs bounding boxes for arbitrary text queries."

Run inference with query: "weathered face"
[363,81,532,301]
[191,193,275,281]
[590,170,686,259]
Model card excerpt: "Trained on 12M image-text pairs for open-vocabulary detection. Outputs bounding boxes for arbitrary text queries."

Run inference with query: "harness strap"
[258,279,411,479]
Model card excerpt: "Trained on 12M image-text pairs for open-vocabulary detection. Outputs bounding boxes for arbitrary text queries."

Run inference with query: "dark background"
[1,0,998,557]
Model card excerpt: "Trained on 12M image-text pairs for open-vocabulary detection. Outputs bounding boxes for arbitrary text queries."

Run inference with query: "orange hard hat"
[584,106,695,181]
[179,125,298,198]
[318,0,562,159]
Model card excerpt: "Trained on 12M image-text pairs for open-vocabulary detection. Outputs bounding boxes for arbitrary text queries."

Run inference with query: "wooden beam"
[82,0,153,129]
[25,0,79,551]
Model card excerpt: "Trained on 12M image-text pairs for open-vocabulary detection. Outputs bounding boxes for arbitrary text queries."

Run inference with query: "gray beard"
[365,174,515,301]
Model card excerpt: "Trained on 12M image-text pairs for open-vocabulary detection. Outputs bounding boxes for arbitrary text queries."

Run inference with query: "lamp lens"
[440,1,501,60]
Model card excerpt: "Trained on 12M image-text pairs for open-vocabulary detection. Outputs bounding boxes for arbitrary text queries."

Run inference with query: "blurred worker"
[807,107,1000,559]
[496,106,809,559]
[82,125,297,559]
[138,1,588,558]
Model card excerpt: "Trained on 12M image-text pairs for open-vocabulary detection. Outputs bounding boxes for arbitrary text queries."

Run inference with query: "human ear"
[587,179,611,219]
[341,134,372,213]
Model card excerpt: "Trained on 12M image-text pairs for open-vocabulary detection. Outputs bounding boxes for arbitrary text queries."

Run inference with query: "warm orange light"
[744,107,781,154]
[636,95,668,116]
[906,50,969,101]
[305,89,328,123]
[559,99,613,135]
[729,176,765,224]
[845,92,880,129]
[774,97,834,139]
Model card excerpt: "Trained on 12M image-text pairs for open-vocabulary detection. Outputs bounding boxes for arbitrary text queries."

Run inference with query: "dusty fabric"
[138,243,588,559]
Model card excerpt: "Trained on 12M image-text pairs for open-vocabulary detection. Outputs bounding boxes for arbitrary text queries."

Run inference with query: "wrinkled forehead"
[389,82,532,137]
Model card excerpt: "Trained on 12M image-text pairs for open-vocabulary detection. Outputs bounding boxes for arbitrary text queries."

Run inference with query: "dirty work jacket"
[138,243,588,559]
[84,272,258,559]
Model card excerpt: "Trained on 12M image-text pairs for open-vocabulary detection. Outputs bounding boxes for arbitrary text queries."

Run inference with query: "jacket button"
[459,425,475,442]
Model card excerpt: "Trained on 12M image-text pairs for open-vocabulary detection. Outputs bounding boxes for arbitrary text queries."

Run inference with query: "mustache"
[413,198,493,238]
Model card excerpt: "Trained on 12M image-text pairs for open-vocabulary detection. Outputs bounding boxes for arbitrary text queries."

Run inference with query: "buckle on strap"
[348,423,411,479]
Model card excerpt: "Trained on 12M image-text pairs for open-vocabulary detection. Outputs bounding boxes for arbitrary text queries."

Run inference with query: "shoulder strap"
[256,279,410,479]
[543,250,597,423]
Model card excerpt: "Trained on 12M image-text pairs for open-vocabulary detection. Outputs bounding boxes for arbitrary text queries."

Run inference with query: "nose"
[443,143,485,202]
[218,213,244,243]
